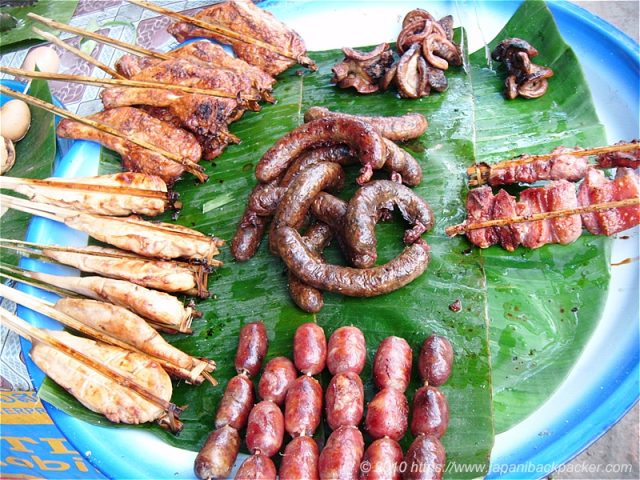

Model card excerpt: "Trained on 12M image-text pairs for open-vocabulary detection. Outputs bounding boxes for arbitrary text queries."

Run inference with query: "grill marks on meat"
[596,139,640,169]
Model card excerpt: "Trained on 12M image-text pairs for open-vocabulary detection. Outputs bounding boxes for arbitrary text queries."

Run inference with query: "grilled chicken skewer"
[0,308,182,432]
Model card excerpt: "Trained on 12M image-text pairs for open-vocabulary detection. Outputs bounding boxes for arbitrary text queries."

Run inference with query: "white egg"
[22,45,60,73]
[0,99,32,141]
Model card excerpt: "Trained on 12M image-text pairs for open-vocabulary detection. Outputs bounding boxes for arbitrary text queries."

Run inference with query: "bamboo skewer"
[32,27,124,79]
[127,0,317,70]
[27,12,170,60]
[445,198,640,236]
[0,307,184,432]
[0,85,207,182]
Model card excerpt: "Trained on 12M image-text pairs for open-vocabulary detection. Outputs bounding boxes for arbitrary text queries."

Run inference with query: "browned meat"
[464,187,498,249]
[115,54,157,78]
[596,139,640,169]
[167,0,309,76]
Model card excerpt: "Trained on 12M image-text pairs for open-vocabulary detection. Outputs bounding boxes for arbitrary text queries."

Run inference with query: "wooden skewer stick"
[0,85,207,182]
[445,198,640,236]
[128,0,317,70]
[0,307,184,432]
[32,27,124,79]
[27,12,170,60]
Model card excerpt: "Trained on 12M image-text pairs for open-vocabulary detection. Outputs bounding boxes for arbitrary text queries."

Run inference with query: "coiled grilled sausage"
[280,436,320,480]
[373,336,413,392]
[382,138,423,187]
[276,226,431,297]
[325,371,365,430]
[258,356,297,406]
[403,435,446,480]
[310,192,348,233]
[281,145,356,188]
[194,425,241,480]
[418,335,453,386]
[214,374,254,430]
[235,322,268,377]
[344,180,434,268]
[256,117,386,185]
[360,437,403,480]
[235,454,276,480]
[293,322,327,375]
[268,162,345,254]
[284,375,323,437]
[364,387,409,441]
[231,208,269,261]
[248,181,283,217]
[303,107,428,142]
[410,386,449,438]
[327,326,367,376]
[319,426,365,480]
[245,400,284,457]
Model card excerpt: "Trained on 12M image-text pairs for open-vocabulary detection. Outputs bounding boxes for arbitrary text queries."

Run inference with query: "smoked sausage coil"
[231,207,269,261]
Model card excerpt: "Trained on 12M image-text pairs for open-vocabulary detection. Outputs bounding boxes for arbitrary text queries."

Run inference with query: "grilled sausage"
[303,107,428,142]
[293,322,327,375]
[310,192,348,233]
[280,436,320,480]
[410,386,449,438]
[235,454,277,480]
[248,180,283,217]
[344,180,434,268]
[327,326,367,376]
[418,336,453,386]
[359,437,403,480]
[284,375,323,437]
[258,356,297,406]
[235,322,268,377]
[281,145,356,188]
[403,435,446,480]
[325,371,365,430]
[382,138,423,187]
[194,425,241,480]
[268,162,345,254]
[215,374,254,430]
[373,336,413,392]
[231,207,269,261]
[256,117,386,185]
[245,401,284,457]
[319,426,365,480]
[364,387,409,441]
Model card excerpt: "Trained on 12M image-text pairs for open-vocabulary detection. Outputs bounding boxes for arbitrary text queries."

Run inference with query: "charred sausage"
[319,426,365,480]
[303,107,428,142]
[325,371,365,430]
[382,138,423,187]
[310,192,348,233]
[256,117,386,185]
[194,425,241,480]
[359,437,403,480]
[403,435,446,480]
[258,356,297,406]
[281,145,356,188]
[293,322,327,375]
[280,436,320,480]
[248,181,284,217]
[214,374,255,430]
[418,335,453,386]
[373,336,413,392]
[284,375,323,437]
[235,321,268,377]
[327,326,367,376]
[410,386,449,439]
[231,208,269,261]
[364,387,409,441]
[245,400,285,457]
[276,226,431,297]
[344,180,434,268]
[235,454,277,480]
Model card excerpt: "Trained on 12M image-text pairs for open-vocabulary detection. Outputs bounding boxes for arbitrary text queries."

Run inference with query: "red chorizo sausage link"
[276,226,431,297]
[325,371,365,430]
[293,322,327,375]
[258,356,297,406]
[360,437,404,480]
[364,387,409,441]
[235,322,268,377]
[235,454,277,480]
[215,374,255,430]
[327,326,367,376]
[403,435,446,480]
[231,207,269,261]
[382,138,423,187]
[194,425,241,480]
[284,375,323,437]
[280,436,320,480]
[318,426,365,480]
[256,117,386,185]
[418,335,454,386]
[303,107,428,142]
[410,385,449,438]
[344,180,434,268]
[245,400,285,457]
[373,336,413,392]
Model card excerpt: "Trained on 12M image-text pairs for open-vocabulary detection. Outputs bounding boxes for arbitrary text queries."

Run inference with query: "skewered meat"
[56,107,201,185]
[30,330,172,425]
[331,43,395,94]
[168,0,312,76]
[597,139,639,168]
